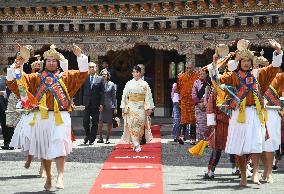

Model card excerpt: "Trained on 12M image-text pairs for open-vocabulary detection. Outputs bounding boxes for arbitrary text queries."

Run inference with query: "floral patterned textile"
[120,78,155,146]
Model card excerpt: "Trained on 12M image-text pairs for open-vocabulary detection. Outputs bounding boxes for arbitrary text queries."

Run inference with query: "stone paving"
[0,124,283,194]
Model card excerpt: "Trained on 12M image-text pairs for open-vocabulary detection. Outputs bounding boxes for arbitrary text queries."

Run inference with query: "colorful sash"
[264,85,284,108]
[230,70,264,109]
[31,70,71,126]
[35,70,71,110]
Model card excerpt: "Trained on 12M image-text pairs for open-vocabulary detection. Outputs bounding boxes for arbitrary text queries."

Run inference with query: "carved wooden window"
[79,24,84,32]
[100,23,105,31]
[223,19,230,27]
[18,25,23,32]
[247,17,253,26]
[110,23,116,31]
[132,22,138,31]
[211,19,218,28]
[69,24,74,32]
[259,16,266,25]
[272,15,279,24]
[48,24,54,32]
[154,22,160,30]
[89,24,95,32]
[59,24,64,32]
[121,23,127,31]
[39,25,44,32]
[7,25,13,33]
[177,21,182,29]
[187,20,194,28]
[166,21,171,29]
[142,22,149,30]
[235,18,241,26]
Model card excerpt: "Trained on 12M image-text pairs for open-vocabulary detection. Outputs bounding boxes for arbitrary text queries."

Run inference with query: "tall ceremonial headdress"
[254,49,269,67]
[43,44,65,60]
[235,39,254,60]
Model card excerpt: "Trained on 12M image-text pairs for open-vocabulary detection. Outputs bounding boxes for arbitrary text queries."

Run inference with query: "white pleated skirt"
[10,114,32,154]
[10,111,72,160]
[263,109,281,152]
[225,107,266,155]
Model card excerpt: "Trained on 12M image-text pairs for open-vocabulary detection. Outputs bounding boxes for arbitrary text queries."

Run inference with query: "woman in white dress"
[120,65,155,152]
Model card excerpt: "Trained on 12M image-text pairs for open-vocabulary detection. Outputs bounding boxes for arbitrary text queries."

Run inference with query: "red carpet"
[89,125,163,194]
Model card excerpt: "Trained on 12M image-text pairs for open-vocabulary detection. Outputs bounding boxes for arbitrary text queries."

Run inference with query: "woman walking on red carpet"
[120,65,155,152]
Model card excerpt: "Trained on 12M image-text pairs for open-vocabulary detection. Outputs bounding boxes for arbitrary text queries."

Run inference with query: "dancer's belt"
[128,93,145,102]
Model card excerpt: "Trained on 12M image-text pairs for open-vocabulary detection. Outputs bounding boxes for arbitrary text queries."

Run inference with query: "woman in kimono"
[208,39,282,186]
[120,65,155,152]
[192,69,209,141]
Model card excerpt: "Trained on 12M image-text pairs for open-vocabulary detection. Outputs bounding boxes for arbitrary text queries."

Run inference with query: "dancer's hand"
[72,43,82,57]
[14,56,25,68]
[212,54,218,69]
[269,39,282,54]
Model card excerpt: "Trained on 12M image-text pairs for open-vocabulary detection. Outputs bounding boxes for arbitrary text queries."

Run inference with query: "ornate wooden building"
[0,0,284,116]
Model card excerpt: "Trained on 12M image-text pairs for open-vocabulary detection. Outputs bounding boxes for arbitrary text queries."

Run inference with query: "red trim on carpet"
[89,125,163,194]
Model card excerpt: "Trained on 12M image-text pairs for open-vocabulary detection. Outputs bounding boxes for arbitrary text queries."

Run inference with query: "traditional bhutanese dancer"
[7,44,88,191]
[207,39,282,186]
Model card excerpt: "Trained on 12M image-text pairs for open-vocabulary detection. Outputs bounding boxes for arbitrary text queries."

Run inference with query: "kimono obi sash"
[128,93,145,102]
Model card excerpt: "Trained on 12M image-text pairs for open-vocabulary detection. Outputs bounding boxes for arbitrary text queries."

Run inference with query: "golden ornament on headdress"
[215,44,229,58]
[235,39,255,60]
[254,50,269,66]
[19,45,34,62]
[43,44,65,60]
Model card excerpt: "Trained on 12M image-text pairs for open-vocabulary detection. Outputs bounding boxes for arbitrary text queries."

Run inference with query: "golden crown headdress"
[235,39,255,60]
[43,45,64,60]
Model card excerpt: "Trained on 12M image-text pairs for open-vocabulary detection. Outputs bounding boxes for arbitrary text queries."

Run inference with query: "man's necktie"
[90,76,94,88]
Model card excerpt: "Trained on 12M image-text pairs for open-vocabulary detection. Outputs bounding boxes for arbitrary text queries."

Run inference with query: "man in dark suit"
[138,64,154,145]
[81,62,104,145]
[0,71,14,150]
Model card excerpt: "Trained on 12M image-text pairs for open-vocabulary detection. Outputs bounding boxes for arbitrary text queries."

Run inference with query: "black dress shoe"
[178,138,184,145]
[89,140,94,145]
[140,138,146,145]
[97,139,104,143]
[83,137,89,144]
[1,145,14,150]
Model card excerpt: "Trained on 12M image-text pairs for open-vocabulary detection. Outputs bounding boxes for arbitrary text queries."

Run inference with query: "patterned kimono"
[176,71,199,125]
[120,78,155,147]
[192,79,208,140]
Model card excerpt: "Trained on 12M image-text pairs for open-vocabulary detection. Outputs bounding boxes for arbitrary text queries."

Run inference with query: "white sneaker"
[134,146,141,152]
[246,169,252,178]
[247,164,253,172]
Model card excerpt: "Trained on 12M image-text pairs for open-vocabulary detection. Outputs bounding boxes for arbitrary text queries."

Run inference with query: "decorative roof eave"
[1,2,284,21]
[1,23,284,38]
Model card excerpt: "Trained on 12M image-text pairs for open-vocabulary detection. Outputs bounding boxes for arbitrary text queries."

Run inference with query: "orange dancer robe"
[270,73,284,97]
[176,71,199,124]
[7,70,88,111]
[218,65,280,105]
